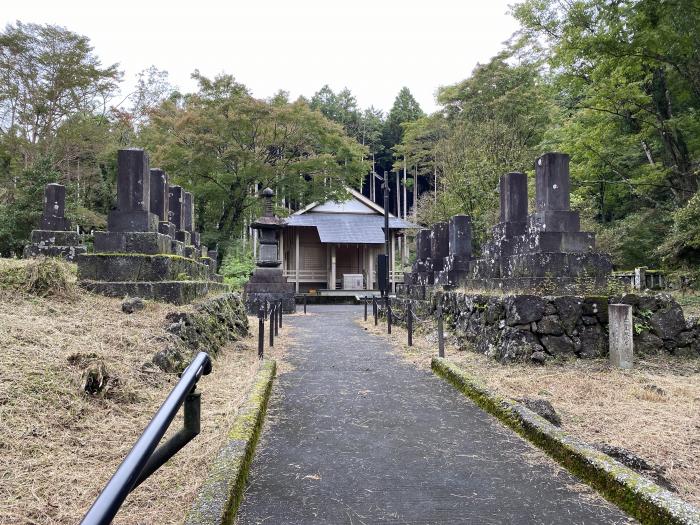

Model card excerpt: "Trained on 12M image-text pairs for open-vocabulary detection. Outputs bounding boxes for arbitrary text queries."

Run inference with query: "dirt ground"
[0,284,289,525]
[358,315,700,508]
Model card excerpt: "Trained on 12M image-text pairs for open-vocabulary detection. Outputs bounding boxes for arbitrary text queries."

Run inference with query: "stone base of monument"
[107,209,159,232]
[171,240,185,256]
[23,230,87,262]
[400,284,428,300]
[77,253,225,304]
[503,252,613,279]
[405,271,434,286]
[459,276,611,295]
[77,254,212,281]
[244,268,296,314]
[94,231,173,254]
[80,280,229,305]
[435,269,471,287]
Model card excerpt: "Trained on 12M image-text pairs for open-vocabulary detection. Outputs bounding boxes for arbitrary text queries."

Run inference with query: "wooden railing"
[283,269,327,282]
[283,269,404,284]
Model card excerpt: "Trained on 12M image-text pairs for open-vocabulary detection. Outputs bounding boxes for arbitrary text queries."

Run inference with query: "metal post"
[387,296,392,335]
[303,294,307,314]
[278,300,283,329]
[407,301,413,346]
[383,171,390,293]
[269,304,275,347]
[438,305,445,358]
[373,297,378,326]
[364,297,368,321]
[274,304,279,336]
[258,307,264,359]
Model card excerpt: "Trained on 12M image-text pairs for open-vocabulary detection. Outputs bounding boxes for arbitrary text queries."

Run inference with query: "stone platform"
[23,230,87,261]
[80,280,229,305]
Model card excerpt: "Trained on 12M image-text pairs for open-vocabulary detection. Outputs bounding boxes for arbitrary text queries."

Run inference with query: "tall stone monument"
[77,148,226,304]
[23,183,86,261]
[403,152,613,293]
[244,188,296,314]
[469,152,613,292]
[435,215,474,286]
[404,229,434,286]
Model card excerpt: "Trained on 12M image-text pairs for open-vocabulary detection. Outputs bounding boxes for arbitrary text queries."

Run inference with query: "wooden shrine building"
[280,188,417,294]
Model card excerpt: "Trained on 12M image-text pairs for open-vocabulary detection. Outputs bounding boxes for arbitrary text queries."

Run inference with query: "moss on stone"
[185,359,276,525]
[432,357,700,525]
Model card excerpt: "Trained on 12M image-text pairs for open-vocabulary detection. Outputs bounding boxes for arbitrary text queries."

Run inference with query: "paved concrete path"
[238,305,633,524]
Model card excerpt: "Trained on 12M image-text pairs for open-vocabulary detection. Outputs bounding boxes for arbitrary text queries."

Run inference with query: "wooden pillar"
[330,244,337,290]
[368,246,374,290]
[279,229,284,268]
[295,229,300,293]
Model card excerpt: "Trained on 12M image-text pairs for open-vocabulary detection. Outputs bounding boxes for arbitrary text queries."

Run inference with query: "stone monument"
[404,229,433,286]
[435,215,474,286]
[403,152,613,293]
[23,183,87,261]
[243,188,296,314]
[77,148,226,304]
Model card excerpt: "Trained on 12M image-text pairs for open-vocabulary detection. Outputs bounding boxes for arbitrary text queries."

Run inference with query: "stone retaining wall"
[394,292,698,363]
[150,292,249,373]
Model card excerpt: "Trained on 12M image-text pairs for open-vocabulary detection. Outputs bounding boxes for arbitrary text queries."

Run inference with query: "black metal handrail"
[80,351,213,525]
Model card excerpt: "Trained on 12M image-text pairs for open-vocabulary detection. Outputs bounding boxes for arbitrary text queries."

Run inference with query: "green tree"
[310,85,361,140]
[513,0,700,267]
[142,73,367,250]
[383,87,424,152]
[0,22,123,253]
[0,22,120,161]
[396,54,551,245]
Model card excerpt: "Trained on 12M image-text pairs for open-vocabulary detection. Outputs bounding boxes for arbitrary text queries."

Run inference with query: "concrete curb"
[185,359,276,525]
[431,357,700,525]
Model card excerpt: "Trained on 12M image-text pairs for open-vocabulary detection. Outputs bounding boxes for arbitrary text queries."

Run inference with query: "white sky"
[2,0,520,114]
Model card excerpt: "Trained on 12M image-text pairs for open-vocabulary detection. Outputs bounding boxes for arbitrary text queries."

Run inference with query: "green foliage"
[383,87,424,148]
[513,0,700,267]
[141,73,367,250]
[220,242,256,290]
[659,192,700,267]
[398,53,552,247]
[593,208,672,269]
[0,156,61,255]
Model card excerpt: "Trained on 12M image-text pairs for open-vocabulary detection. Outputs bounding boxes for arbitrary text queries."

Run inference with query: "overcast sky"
[3,0,520,114]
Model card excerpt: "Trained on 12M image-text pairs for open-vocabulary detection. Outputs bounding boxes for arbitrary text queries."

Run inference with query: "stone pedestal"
[93,231,172,254]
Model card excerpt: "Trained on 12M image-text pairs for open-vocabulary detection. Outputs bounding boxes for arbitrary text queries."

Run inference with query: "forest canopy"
[2,1,700,273]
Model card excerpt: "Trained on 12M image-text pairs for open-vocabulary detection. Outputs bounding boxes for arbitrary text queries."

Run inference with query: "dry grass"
[0,263,288,524]
[358,316,700,508]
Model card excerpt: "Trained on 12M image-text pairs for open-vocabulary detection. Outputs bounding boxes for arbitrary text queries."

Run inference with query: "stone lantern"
[243,188,296,313]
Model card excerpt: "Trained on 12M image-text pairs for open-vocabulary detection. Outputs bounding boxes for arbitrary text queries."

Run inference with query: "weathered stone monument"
[244,188,296,314]
[609,304,634,369]
[404,229,433,286]
[77,148,226,304]
[435,215,473,286]
[23,183,86,261]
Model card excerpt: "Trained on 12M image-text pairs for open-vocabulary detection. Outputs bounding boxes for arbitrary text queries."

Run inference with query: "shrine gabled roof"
[284,186,419,243]
[284,213,417,244]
